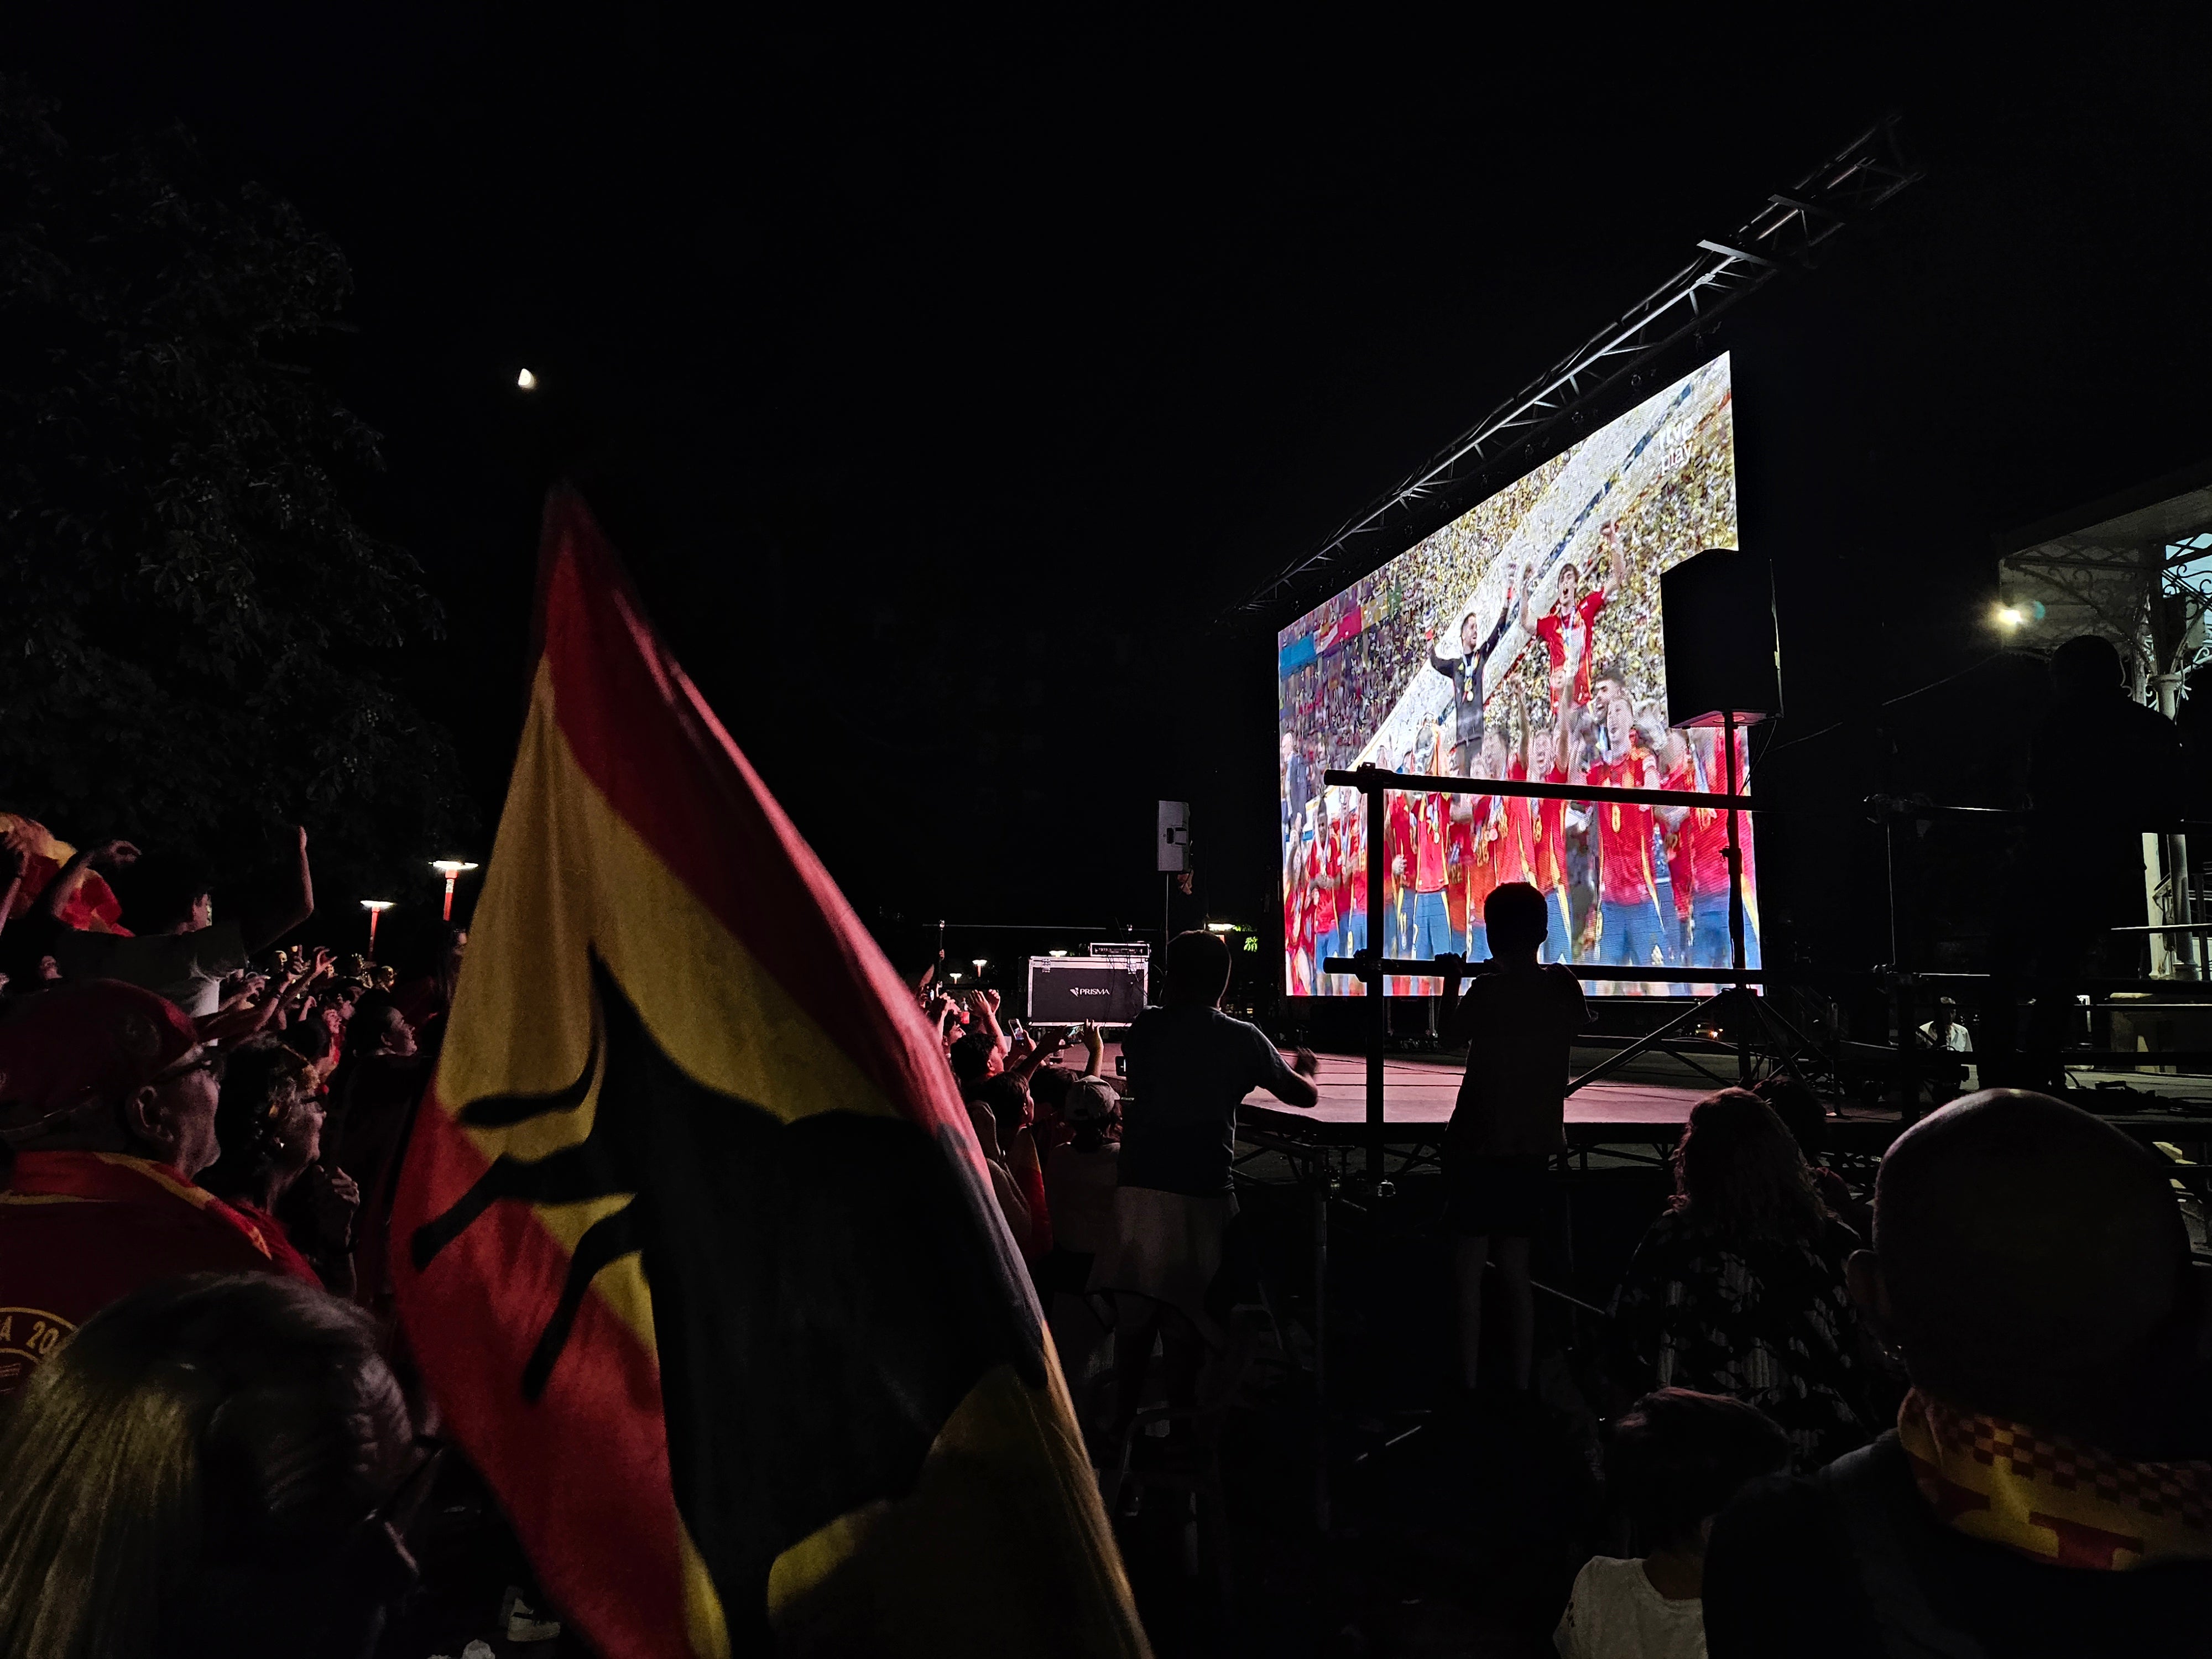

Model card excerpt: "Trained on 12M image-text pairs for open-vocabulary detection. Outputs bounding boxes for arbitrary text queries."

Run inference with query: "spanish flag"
[390,492,1147,1657]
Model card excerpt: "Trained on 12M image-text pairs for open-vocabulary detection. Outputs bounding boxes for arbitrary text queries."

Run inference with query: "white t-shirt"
[50,921,248,1017]
[1553,1557,1705,1659]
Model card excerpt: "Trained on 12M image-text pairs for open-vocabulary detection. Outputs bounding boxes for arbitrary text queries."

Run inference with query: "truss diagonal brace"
[1227,113,1922,622]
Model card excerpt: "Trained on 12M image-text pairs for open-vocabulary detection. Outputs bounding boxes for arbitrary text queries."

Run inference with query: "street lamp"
[430,859,480,922]
[360,899,395,955]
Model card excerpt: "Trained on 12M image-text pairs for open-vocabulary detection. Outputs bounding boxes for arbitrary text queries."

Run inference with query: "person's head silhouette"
[2048,634,2126,701]
[1851,1088,2199,1456]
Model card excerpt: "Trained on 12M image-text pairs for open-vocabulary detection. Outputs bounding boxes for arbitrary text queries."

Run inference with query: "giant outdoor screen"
[1277,355,1755,996]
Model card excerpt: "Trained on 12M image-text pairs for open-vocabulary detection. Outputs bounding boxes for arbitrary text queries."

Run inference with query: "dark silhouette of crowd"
[3,808,2205,1656]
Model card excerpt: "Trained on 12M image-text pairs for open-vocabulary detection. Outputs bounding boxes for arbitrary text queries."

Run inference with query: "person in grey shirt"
[1093,930,1318,1441]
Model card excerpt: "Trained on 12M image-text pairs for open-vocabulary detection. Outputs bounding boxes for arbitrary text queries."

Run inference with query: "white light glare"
[517,368,539,390]
[1996,604,2025,628]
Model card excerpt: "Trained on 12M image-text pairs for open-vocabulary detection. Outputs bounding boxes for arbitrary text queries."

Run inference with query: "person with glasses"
[0,979,319,1395]
[0,1272,435,1659]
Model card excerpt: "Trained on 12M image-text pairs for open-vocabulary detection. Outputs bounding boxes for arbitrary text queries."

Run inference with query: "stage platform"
[1238,1054,1739,1149]
[1229,1052,2203,1156]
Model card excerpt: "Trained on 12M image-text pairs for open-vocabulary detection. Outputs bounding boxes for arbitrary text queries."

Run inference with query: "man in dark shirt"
[1430,582,1517,776]
[1097,931,1318,1437]
[1703,1090,2212,1656]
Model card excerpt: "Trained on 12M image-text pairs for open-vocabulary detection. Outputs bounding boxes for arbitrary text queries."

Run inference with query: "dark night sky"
[15,11,2212,970]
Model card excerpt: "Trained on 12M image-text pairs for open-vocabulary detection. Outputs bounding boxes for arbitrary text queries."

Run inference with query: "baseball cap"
[1063,1074,1119,1124]
[0,979,202,1120]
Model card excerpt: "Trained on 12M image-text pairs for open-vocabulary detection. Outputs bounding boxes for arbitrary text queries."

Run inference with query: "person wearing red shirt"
[1385,759,1419,994]
[1344,795,1370,973]
[1402,722,1459,967]
[1683,726,1758,972]
[1522,527,1630,717]
[1308,806,1341,989]
[1659,732,1699,963]
[1525,716,1575,963]
[1445,810,1474,952]
[0,981,317,1395]
[1461,723,1516,960]
[1575,664,1687,987]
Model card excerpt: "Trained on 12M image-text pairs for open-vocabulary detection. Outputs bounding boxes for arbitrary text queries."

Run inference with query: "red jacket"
[0,1150,317,1394]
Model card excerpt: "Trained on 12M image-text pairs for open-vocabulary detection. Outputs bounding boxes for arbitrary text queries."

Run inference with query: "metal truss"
[1227,113,1923,623]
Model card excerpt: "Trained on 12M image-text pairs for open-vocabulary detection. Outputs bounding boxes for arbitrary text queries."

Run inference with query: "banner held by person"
[390,489,1147,1657]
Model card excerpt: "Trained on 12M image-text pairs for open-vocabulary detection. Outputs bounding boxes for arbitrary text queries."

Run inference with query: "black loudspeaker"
[1027,955,1149,1026]
[1661,547,1782,728]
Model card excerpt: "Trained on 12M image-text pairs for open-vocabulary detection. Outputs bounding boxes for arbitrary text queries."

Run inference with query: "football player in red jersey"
[1308,799,1342,992]
[1683,726,1757,973]
[1658,728,1698,964]
[1525,697,1575,962]
[1385,744,1420,994]
[1522,525,1630,721]
[1575,662,1686,992]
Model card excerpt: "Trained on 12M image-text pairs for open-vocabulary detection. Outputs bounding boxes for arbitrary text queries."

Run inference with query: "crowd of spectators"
[2,801,2202,1655]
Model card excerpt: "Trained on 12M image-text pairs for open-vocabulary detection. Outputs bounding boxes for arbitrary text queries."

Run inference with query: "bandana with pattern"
[1898,1387,2212,1571]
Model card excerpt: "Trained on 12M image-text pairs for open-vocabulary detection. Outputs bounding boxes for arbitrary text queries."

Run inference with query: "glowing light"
[1996,604,2025,628]
[429,859,481,921]
[1049,949,1068,957]
[1205,921,1238,933]
[971,958,988,975]
[359,898,395,953]
[517,368,539,390]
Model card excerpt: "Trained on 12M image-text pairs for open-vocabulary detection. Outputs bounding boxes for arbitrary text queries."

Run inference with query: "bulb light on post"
[360,899,395,955]
[429,859,480,922]
[1996,603,2025,630]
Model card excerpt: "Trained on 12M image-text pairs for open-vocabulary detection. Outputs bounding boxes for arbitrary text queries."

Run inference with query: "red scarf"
[8,1150,274,1261]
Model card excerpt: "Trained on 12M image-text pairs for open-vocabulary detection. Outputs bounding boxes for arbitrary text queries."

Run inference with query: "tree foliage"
[0,79,468,894]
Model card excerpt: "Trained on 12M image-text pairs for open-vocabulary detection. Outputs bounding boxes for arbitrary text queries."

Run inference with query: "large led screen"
[1277,356,1756,995]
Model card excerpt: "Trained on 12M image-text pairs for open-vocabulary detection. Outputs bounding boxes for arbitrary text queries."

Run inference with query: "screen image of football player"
[1575,661,1686,992]
[1385,743,1419,993]
[1308,795,1342,989]
[1429,575,1517,777]
[1525,696,1575,964]
[1524,526,1629,722]
[1339,789,1369,969]
[1404,722,1458,963]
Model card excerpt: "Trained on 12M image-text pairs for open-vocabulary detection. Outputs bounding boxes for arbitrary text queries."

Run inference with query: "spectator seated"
[1609,1089,1870,1468]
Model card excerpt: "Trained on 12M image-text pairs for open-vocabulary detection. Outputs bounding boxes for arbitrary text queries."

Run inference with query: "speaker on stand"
[1644,549,1823,1085]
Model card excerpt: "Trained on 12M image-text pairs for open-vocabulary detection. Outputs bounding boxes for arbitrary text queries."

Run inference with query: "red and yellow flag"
[390,492,1147,1657]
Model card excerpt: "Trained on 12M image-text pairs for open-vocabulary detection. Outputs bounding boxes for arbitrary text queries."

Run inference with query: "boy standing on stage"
[1435,883,1590,1394]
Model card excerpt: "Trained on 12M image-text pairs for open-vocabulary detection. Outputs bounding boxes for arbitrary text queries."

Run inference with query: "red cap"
[0,979,201,1117]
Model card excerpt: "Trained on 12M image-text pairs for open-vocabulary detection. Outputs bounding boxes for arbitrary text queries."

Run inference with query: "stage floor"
[1237,1052,1898,1150]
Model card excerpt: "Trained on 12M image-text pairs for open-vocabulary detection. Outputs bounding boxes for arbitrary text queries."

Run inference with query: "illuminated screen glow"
[1276,356,1757,995]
